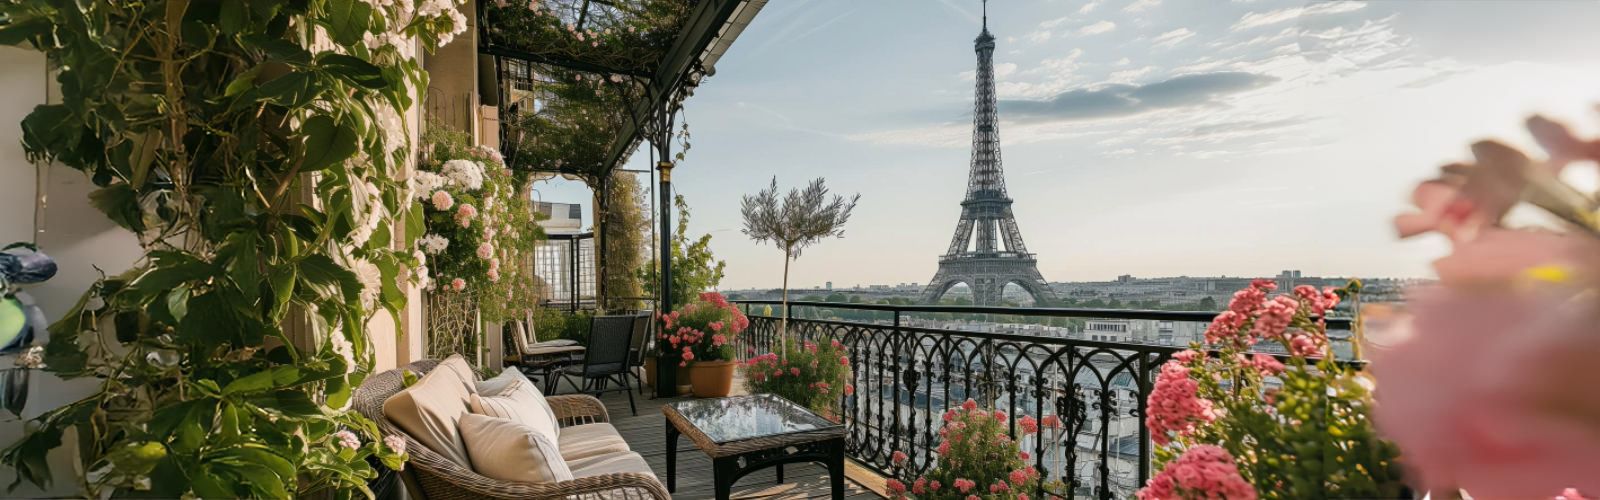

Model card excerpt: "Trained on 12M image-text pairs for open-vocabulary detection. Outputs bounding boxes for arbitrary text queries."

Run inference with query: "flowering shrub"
[658,292,748,365]
[885,400,1040,500]
[1140,280,1405,499]
[743,339,853,415]
[1373,115,1600,498]
[413,126,543,324]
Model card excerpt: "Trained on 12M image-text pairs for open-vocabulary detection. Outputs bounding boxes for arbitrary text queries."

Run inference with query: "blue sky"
[537,0,1600,290]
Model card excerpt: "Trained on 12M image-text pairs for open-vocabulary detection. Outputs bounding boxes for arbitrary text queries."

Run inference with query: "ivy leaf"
[300,115,358,173]
[88,183,145,234]
[318,53,387,89]
[321,0,373,47]
[297,254,361,300]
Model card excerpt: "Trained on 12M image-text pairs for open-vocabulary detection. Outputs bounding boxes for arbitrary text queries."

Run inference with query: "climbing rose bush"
[743,338,852,416]
[885,399,1040,500]
[1141,280,1405,499]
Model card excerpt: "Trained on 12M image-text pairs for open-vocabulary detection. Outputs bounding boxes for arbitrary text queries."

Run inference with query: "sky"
[536,0,1600,291]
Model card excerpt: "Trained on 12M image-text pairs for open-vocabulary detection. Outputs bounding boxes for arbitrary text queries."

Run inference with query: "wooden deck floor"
[561,378,885,499]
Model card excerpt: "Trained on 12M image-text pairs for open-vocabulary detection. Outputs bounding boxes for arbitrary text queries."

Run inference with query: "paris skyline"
[536,0,1600,290]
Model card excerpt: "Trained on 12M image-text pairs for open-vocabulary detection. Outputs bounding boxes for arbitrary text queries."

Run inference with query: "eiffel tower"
[922,1,1057,306]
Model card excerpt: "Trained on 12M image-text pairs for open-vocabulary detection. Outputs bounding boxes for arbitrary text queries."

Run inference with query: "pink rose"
[476,242,493,259]
[450,278,466,292]
[430,190,453,210]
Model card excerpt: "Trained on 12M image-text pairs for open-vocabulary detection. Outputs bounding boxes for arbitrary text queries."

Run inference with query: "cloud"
[998,71,1278,122]
[1152,28,1195,48]
[1123,0,1160,13]
[1078,20,1117,36]
[1027,30,1054,43]
[1231,2,1366,32]
[1107,66,1157,83]
[1039,16,1073,29]
[1079,1,1101,14]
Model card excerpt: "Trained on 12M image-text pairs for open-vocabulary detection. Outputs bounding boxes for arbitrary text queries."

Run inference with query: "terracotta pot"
[688,360,736,398]
[675,364,693,396]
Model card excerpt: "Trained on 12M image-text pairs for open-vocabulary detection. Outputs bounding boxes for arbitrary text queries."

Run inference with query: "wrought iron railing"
[731,300,1353,499]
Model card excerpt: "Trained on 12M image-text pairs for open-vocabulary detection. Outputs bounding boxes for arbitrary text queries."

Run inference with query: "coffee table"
[663,394,846,499]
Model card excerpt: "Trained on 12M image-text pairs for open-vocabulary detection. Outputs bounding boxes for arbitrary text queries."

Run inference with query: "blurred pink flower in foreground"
[1374,115,1600,497]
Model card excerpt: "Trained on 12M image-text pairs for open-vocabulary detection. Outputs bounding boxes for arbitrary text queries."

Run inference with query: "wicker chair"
[353,359,670,500]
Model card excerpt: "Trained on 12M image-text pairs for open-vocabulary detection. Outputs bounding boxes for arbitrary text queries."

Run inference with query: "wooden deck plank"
[556,377,885,499]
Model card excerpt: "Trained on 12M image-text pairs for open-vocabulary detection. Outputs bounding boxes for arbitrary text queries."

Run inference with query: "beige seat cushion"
[475,368,524,395]
[382,361,474,466]
[567,450,654,479]
[459,414,573,483]
[558,423,631,461]
[470,373,560,446]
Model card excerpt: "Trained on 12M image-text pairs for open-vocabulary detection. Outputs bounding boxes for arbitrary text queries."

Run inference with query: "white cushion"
[558,423,631,461]
[475,368,523,395]
[567,451,654,479]
[437,354,479,394]
[470,374,560,447]
[459,413,573,483]
[382,362,474,466]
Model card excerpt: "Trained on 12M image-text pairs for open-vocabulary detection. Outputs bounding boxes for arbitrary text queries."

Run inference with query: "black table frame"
[665,415,846,499]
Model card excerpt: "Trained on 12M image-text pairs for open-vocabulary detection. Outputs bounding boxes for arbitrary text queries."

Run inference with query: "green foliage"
[483,0,688,77]
[641,195,724,309]
[533,308,592,345]
[743,339,851,417]
[0,0,465,495]
[600,171,649,310]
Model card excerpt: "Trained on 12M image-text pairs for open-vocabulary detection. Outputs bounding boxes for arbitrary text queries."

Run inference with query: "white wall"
[0,46,144,498]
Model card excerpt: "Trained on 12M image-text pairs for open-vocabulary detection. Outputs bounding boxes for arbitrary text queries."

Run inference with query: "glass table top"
[668,394,840,444]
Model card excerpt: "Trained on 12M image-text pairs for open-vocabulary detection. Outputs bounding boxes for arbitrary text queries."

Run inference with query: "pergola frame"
[476,0,760,397]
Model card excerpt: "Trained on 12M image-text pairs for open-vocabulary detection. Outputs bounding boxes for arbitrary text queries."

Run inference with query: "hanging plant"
[0,0,467,496]
[483,0,689,76]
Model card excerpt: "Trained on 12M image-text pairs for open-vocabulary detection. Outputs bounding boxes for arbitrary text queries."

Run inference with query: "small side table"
[663,394,846,500]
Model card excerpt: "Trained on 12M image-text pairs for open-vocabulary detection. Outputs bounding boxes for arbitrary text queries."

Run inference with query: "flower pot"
[676,364,692,396]
[689,360,736,398]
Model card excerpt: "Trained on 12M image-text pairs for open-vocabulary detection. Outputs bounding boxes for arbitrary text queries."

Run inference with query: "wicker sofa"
[353,359,670,499]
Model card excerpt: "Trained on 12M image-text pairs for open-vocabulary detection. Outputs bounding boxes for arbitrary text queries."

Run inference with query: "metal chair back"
[628,310,653,367]
[582,314,635,376]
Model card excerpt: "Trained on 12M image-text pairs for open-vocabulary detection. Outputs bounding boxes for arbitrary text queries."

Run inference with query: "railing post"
[568,236,578,312]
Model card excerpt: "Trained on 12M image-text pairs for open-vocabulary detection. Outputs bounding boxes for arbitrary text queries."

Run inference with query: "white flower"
[410,171,447,200]
[15,346,43,369]
[349,180,384,247]
[329,330,357,375]
[441,159,484,190]
[418,234,450,254]
[353,258,383,311]
[475,145,505,166]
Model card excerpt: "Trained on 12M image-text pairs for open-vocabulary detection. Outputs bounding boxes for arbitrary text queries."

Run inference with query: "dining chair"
[553,314,639,415]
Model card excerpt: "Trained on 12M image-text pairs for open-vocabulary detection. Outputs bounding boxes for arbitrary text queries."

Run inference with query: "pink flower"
[1367,283,1600,497]
[1145,361,1215,445]
[993,410,1008,423]
[844,384,855,396]
[790,367,800,376]
[962,399,978,411]
[929,480,941,492]
[1559,488,1591,500]
[450,278,466,292]
[1252,295,1300,340]
[1251,353,1285,377]
[383,434,406,454]
[989,482,1009,493]
[682,350,695,361]
[1137,445,1255,500]
[1394,141,1529,243]
[486,268,500,282]
[953,478,975,493]
[891,451,908,465]
[885,479,906,495]
[1018,415,1038,434]
[712,334,727,346]
[476,242,494,259]
[911,478,927,495]
[430,190,454,210]
[839,355,850,366]
[456,203,477,227]
[1009,468,1032,486]
[1041,414,1061,428]
[334,430,361,450]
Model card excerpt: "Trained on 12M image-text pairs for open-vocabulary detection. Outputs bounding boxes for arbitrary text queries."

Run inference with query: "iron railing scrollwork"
[731,300,1353,499]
